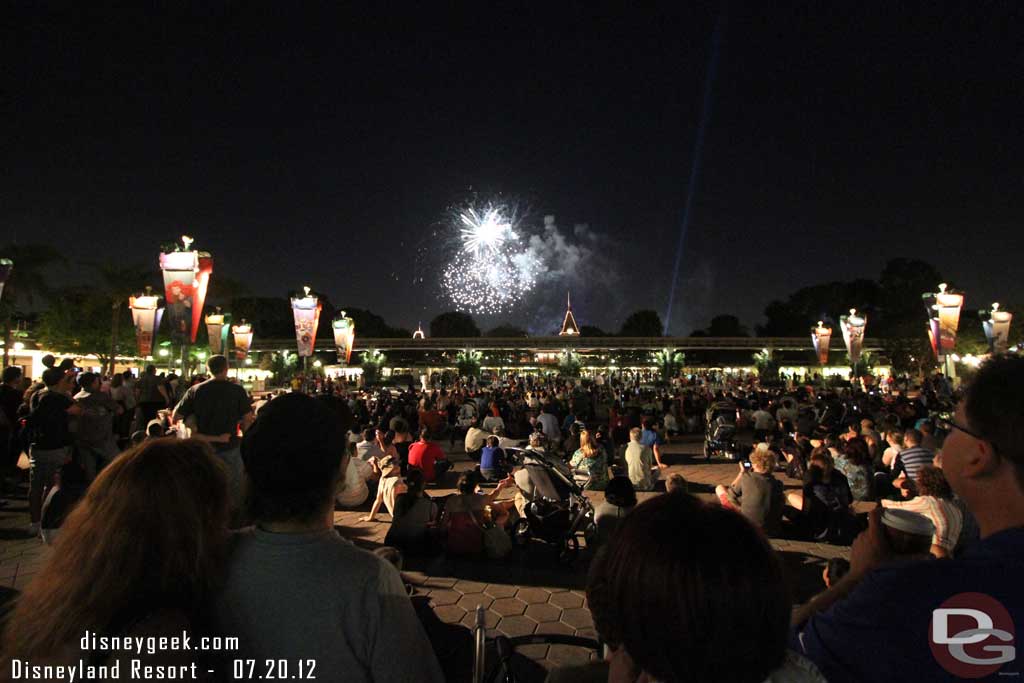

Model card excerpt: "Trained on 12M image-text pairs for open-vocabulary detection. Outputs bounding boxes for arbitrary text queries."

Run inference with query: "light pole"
[924,283,964,380]
[983,303,1013,354]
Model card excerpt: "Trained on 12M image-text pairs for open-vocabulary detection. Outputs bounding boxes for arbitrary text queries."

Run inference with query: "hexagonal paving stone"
[560,607,594,629]
[433,605,467,625]
[516,587,551,604]
[457,594,493,611]
[460,609,500,630]
[516,644,550,661]
[549,592,584,609]
[420,576,458,589]
[428,589,461,606]
[491,597,528,617]
[453,580,488,595]
[484,584,518,599]
[524,603,562,623]
[547,644,594,667]
[496,615,538,638]
[534,620,574,636]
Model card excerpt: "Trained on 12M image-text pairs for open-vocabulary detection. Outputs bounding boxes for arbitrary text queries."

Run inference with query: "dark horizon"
[7,3,1024,335]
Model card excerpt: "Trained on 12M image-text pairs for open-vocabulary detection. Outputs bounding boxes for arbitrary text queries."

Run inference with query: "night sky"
[7,3,1024,336]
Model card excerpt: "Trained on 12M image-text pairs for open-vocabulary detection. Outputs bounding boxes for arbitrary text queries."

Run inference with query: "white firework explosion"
[443,204,539,314]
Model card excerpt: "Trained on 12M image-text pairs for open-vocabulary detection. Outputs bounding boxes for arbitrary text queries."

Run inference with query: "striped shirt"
[895,446,934,481]
[882,495,964,551]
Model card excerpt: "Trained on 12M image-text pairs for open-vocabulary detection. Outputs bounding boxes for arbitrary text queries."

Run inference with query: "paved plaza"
[0,435,851,675]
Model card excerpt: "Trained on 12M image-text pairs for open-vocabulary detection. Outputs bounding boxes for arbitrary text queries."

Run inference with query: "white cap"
[881,509,935,538]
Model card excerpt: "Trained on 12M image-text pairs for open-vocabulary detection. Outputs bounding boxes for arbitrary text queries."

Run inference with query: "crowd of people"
[0,349,1020,682]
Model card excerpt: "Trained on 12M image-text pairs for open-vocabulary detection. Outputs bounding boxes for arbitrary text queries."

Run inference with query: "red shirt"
[407,440,446,482]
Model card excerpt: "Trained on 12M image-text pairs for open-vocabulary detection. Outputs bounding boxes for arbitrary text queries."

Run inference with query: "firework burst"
[442,204,539,314]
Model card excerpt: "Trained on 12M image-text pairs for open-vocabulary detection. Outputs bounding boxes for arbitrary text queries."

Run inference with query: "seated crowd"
[0,354,1021,682]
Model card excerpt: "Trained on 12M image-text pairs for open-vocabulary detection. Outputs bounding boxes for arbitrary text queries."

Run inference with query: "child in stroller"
[504,447,596,561]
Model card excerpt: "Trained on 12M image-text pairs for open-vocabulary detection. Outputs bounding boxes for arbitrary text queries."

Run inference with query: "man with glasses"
[792,355,1024,682]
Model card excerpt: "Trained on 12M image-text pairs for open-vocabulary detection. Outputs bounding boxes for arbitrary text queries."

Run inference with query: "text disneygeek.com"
[7,631,319,680]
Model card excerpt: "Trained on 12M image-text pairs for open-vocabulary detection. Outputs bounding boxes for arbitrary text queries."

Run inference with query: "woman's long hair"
[579,430,601,459]
[2,439,229,661]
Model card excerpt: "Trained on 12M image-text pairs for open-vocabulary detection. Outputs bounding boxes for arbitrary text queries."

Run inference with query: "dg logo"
[930,592,1016,678]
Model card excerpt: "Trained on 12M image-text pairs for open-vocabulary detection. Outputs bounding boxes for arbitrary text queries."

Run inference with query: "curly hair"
[916,465,952,499]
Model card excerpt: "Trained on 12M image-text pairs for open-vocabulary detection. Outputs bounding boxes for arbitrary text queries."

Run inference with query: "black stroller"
[703,402,742,461]
[504,447,596,562]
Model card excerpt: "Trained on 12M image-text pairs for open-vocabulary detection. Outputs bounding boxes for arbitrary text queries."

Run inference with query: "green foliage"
[261,350,298,386]
[360,348,386,385]
[619,310,664,337]
[430,311,481,337]
[849,350,875,377]
[752,349,779,381]
[558,349,582,377]
[455,348,483,377]
[35,286,132,365]
[653,348,686,381]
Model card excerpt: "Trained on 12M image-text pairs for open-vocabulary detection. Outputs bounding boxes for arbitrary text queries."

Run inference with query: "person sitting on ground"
[624,426,658,491]
[834,436,874,501]
[582,492,825,683]
[386,469,438,555]
[715,447,785,534]
[665,472,689,494]
[562,422,582,461]
[787,447,854,542]
[640,418,669,469]
[891,427,933,494]
[217,392,443,683]
[881,465,963,558]
[361,455,407,523]
[463,418,489,460]
[478,435,507,481]
[481,403,505,434]
[593,476,638,546]
[570,429,610,491]
[336,440,375,509]
[1,439,229,673]
[407,427,451,484]
[880,429,903,470]
[919,419,940,452]
[356,427,384,462]
[441,472,515,556]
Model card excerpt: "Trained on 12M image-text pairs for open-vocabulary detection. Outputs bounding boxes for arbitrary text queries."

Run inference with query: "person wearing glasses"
[792,355,1024,683]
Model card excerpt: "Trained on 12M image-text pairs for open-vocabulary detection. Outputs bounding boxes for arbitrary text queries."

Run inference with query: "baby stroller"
[472,606,601,683]
[704,402,742,461]
[504,447,596,562]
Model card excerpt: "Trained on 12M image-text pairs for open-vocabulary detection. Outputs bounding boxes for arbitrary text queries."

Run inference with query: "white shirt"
[537,412,561,442]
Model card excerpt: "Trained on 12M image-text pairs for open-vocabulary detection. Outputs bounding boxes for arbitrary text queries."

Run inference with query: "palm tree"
[0,244,64,369]
[93,263,159,375]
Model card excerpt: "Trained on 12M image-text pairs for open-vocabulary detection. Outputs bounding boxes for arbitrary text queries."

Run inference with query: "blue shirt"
[480,446,504,471]
[640,428,662,448]
[792,527,1024,682]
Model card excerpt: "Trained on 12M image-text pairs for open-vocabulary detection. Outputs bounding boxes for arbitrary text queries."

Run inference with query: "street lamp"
[811,321,832,365]
[840,309,867,370]
[924,283,964,378]
[129,288,163,358]
[983,303,1013,354]
[290,286,322,367]
[332,311,355,364]
[232,320,254,361]
[205,308,227,355]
